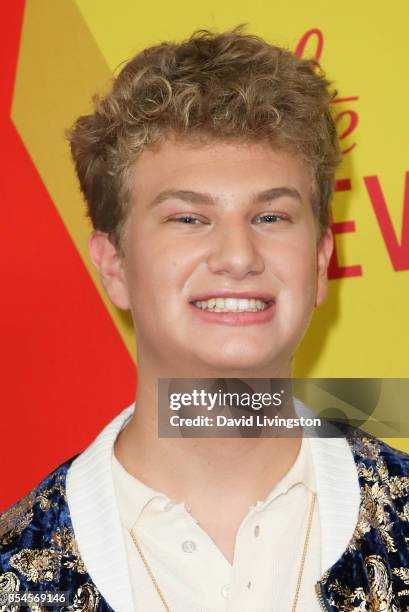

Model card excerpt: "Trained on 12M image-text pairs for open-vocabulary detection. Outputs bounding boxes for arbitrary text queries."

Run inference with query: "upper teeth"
[193,297,269,312]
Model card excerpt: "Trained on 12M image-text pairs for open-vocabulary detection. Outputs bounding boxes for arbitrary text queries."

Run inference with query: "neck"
[114,357,301,508]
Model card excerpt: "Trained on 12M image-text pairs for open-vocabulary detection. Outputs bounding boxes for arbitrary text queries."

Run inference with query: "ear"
[315,228,334,307]
[88,231,130,310]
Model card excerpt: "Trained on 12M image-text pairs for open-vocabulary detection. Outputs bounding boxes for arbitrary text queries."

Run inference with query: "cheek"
[271,238,317,286]
[124,221,191,326]
[126,248,184,314]
[272,242,318,323]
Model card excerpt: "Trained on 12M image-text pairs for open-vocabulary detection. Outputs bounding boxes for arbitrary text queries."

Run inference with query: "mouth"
[191,296,273,313]
[189,293,276,326]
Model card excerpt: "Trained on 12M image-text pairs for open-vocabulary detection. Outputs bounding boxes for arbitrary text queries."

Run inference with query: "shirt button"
[164,501,175,511]
[254,525,260,537]
[221,584,230,599]
[182,540,196,553]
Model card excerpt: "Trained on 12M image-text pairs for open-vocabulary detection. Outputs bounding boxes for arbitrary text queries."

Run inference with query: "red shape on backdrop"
[0,3,136,511]
[335,178,352,192]
[364,173,409,271]
[329,179,363,279]
[336,109,359,155]
[329,222,363,279]
[294,28,324,61]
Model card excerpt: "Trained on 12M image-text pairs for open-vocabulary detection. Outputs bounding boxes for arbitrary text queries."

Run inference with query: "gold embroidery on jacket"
[0,571,21,612]
[34,474,67,512]
[388,476,409,500]
[61,584,100,611]
[9,548,61,583]
[0,510,34,546]
[0,491,36,542]
[393,567,409,584]
[327,579,366,611]
[36,492,53,512]
[51,528,86,574]
[347,435,409,554]
[392,567,409,597]
[397,503,409,522]
[350,435,381,461]
[348,480,396,553]
[328,556,400,612]
[6,526,86,583]
[0,474,68,548]
[366,555,400,611]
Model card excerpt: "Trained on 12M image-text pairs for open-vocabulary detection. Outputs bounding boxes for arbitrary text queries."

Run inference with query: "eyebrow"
[149,186,302,208]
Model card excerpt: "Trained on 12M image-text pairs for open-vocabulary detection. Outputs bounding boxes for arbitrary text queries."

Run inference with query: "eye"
[168,215,204,225]
[254,213,288,224]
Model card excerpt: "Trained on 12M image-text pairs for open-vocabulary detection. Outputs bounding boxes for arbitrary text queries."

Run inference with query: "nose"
[206,220,265,279]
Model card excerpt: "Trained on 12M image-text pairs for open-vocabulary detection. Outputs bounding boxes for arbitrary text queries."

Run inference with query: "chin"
[198,347,280,375]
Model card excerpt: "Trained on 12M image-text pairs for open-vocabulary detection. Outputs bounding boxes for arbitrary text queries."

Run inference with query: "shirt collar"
[262,436,316,505]
[112,430,316,530]
[112,451,170,531]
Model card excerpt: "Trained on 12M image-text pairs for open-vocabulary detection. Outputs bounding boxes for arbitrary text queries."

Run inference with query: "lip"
[189,300,276,326]
[189,290,275,303]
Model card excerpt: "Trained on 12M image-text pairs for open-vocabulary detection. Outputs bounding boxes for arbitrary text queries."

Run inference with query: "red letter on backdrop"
[336,109,359,155]
[364,173,409,271]
[294,28,324,61]
[328,179,363,279]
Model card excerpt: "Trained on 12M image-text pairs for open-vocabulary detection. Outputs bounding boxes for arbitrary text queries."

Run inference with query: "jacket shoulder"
[0,457,76,551]
[377,438,409,470]
[343,426,409,511]
[0,457,114,610]
[0,457,89,588]
[344,425,409,475]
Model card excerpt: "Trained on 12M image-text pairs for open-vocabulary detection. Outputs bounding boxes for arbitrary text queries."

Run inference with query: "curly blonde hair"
[68,26,340,253]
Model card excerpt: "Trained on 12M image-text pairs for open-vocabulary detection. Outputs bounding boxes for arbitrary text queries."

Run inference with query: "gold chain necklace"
[130,491,316,612]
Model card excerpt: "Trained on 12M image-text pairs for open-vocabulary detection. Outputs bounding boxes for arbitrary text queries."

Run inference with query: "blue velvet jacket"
[2,429,409,611]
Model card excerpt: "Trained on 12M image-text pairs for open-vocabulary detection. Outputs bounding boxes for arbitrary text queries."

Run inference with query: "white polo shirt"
[112,436,322,611]
[66,403,361,612]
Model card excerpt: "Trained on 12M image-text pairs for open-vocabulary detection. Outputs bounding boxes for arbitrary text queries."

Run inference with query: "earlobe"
[315,228,334,307]
[88,231,130,311]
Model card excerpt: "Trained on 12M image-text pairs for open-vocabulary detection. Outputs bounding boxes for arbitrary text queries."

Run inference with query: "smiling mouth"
[191,297,274,313]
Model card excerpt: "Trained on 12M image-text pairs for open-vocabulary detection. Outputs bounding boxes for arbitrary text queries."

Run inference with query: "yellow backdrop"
[12,0,409,447]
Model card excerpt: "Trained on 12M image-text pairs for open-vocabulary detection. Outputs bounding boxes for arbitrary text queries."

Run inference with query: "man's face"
[93,138,333,376]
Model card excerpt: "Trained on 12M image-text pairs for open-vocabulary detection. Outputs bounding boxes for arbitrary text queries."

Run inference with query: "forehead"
[129,137,313,200]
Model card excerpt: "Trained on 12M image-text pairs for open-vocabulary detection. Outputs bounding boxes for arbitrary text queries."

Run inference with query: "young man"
[1,28,409,612]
